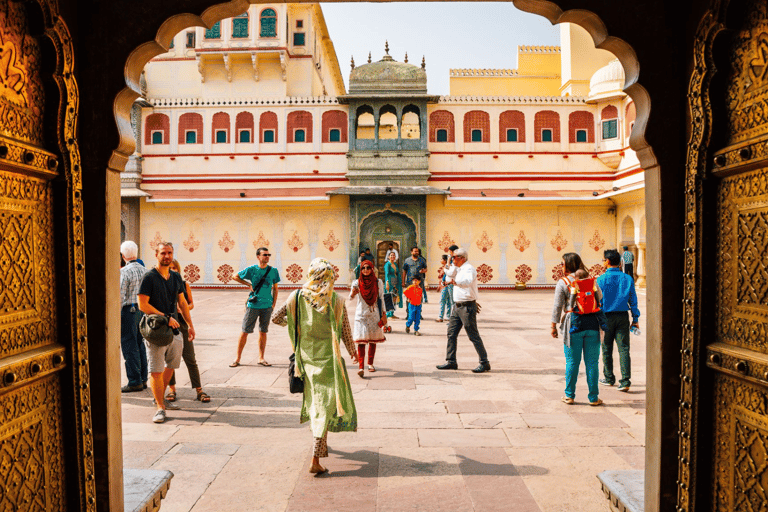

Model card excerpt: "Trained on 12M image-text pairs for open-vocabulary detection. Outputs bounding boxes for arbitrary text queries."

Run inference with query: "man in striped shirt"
[120,241,148,392]
[621,246,635,279]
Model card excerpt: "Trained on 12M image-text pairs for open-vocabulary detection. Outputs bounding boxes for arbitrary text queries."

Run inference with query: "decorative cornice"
[436,95,587,104]
[518,45,561,54]
[148,96,340,107]
[450,69,520,77]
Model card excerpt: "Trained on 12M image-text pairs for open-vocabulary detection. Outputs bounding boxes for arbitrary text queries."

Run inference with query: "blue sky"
[320,2,560,95]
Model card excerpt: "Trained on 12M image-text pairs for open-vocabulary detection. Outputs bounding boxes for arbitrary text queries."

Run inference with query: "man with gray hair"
[437,248,491,373]
[120,240,148,392]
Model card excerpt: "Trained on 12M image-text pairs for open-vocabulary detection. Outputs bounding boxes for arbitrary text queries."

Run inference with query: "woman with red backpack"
[550,253,603,406]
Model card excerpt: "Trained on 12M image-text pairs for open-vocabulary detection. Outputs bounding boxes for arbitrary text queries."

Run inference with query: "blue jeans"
[121,304,148,387]
[564,330,600,402]
[439,285,453,318]
[406,303,422,331]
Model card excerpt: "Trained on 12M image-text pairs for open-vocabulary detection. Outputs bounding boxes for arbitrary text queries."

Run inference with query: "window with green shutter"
[293,33,305,46]
[436,129,448,142]
[185,131,197,144]
[294,129,306,142]
[152,132,163,144]
[602,119,618,139]
[506,129,517,142]
[239,130,251,143]
[205,22,221,39]
[471,129,482,142]
[169,38,174,49]
[329,129,340,142]
[233,14,249,38]
[216,130,227,143]
[576,129,587,142]
[542,129,553,142]
[263,130,275,143]
[260,9,277,37]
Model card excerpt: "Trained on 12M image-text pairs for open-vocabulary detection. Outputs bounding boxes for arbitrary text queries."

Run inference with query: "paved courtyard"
[122,288,646,512]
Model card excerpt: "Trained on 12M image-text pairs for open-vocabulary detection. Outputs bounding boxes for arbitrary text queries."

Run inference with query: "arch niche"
[358,211,417,277]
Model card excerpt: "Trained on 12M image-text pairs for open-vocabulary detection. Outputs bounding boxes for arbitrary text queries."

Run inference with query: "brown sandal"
[197,391,211,403]
[165,391,177,402]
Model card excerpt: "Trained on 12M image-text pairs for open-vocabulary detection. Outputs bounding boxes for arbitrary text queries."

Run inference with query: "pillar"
[636,242,646,288]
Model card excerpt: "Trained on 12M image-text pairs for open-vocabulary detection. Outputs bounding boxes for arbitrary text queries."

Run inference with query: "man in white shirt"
[385,242,399,263]
[436,248,490,373]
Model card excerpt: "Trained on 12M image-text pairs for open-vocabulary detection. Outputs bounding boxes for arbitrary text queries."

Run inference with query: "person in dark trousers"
[621,246,635,279]
[596,249,641,392]
[120,241,148,392]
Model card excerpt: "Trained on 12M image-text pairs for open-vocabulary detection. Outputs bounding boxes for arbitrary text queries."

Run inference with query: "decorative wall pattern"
[437,231,455,252]
[550,230,568,251]
[285,263,303,283]
[588,230,605,251]
[589,264,606,277]
[218,231,235,253]
[184,264,201,283]
[476,264,493,283]
[552,263,565,282]
[323,230,340,252]
[216,264,234,283]
[148,231,163,252]
[253,230,270,249]
[183,231,200,252]
[514,264,532,283]
[513,230,530,252]
[287,231,304,252]
[476,231,494,253]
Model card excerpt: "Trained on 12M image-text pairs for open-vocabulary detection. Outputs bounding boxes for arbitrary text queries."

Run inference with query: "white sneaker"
[152,409,166,423]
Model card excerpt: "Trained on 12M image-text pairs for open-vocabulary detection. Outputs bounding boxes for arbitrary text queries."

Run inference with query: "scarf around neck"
[358,260,378,306]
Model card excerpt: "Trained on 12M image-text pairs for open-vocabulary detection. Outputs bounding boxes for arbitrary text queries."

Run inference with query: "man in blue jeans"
[597,249,641,392]
[120,241,148,392]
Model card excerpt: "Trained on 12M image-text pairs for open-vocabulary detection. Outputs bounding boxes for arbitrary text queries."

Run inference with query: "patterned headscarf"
[358,260,378,306]
[300,258,336,313]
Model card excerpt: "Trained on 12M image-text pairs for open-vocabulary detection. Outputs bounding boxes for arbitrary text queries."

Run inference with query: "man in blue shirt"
[230,247,280,367]
[597,249,641,392]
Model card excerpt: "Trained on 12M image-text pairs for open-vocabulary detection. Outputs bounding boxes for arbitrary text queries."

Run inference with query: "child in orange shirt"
[404,276,423,335]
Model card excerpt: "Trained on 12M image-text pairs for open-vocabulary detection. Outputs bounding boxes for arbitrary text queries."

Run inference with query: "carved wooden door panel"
[0,1,95,510]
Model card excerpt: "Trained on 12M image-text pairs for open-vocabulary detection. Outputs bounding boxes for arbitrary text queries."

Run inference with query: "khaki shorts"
[145,332,183,373]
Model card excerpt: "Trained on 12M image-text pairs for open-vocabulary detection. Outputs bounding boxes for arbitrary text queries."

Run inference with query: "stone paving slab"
[122,289,647,511]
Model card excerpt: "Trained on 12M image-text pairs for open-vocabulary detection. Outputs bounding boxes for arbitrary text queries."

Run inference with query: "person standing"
[120,241,148,392]
[349,260,387,376]
[403,276,424,335]
[385,242,399,263]
[271,258,358,474]
[230,247,280,367]
[402,247,427,305]
[597,249,641,392]
[383,251,402,319]
[363,248,375,264]
[436,248,490,373]
[621,246,635,279]
[436,254,453,322]
[137,242,195,424]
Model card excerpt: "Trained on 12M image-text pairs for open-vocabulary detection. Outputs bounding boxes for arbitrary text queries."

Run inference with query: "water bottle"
[630,325,641,335]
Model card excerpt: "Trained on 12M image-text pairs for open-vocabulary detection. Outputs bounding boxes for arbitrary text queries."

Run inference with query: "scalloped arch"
[112,0,655,173]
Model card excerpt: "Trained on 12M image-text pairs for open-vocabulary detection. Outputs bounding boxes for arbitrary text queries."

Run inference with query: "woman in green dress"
[272,258,358,474]
[384,251,402,319]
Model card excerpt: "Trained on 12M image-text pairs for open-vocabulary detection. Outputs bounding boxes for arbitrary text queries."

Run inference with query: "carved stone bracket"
[196,55,205,83]
[251,52,259,81]
[222,53,232,82]
[279,51,287,81]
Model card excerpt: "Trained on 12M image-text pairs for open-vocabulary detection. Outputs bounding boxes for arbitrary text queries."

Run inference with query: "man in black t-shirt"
[138,242,195,424]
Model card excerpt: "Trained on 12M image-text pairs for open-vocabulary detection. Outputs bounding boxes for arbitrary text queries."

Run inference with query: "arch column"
[636,242,646,288]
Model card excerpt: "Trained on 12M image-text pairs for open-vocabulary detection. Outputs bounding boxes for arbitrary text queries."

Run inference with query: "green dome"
[349,54,427,95]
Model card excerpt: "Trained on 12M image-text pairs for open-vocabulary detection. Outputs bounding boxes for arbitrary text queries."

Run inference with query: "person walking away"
[597,249,641,392]
[349,260,387,377]
[403,276,423,335]
[120,241,148,392]
[384,251,402,319]
[621,246,635,279]
[436,248,490,373]
[165,259,210,403]
[436,254,453,322]
[402,247,427,307]
[271,258,358,474]
[551,254,603,406]
[137,242,195,423]
[230,247,280,367]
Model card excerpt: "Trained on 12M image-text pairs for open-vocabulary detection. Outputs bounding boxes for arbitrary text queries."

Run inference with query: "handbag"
[139,314,175,346]
[288,292,304,394]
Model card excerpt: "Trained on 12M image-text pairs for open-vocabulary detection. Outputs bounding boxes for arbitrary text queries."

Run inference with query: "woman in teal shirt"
[384,251,402,319]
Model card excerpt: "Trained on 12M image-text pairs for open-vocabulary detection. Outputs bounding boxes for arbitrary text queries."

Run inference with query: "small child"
[404,276,423,335]
[569,269,608,333]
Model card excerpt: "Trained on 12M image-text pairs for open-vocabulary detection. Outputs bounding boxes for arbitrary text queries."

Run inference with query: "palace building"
[122,3,646,288]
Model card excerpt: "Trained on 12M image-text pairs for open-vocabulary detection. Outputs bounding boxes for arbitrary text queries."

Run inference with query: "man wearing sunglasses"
[230,247,281,367]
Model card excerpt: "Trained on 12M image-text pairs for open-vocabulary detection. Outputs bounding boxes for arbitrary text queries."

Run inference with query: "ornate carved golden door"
[0,1,95,509]
[683,0,768,509]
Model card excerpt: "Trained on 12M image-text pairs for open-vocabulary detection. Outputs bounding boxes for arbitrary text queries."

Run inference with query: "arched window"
[287,111,312,143]
[463,111,490,143]
[534,110,560,142]
[625,102,636,138]
[402,105,420,139]
[260,8,277,37]
[601,105,619,140]
[378,105,398,140]
[429,110,454,142]
[322,110,347,143]
[205,21,221,39]
[235,112,254,143]
[178,113,203,144]
[260,111,278,143]
[232,13,249,38]
[356,106,374,140]
[568,111,594,143]
[145,113,169,145]
[212,112,230,144]
[499,110,525,142]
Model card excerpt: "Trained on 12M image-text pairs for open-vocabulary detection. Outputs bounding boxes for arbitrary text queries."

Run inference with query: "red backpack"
[562,276,601,314]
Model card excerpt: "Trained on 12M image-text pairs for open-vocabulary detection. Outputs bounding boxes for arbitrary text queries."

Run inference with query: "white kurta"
[351,279,386,343]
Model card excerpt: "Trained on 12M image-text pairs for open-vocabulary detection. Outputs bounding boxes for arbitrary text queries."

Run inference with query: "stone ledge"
[597,470,643,512]
[124,468,173,512]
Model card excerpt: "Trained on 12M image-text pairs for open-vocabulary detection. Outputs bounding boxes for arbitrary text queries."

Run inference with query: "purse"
[139,314,175,346]
[288,292,304,394]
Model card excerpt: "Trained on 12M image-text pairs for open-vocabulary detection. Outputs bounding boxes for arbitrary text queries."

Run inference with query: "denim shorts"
[242,306,273,334]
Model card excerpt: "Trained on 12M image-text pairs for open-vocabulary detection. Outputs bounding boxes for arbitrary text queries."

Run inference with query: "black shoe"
[599,378,614,386]
[142,381,148,389]
[436,362,458,370]
[121,384,144,393]
[472,363,491,373]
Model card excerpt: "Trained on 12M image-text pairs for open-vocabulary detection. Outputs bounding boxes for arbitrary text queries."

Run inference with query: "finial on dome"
[404,52,408,63]
[385,40,389,55]
[421,56,426,70]
[351,56,355,70]
[368,52,372,64]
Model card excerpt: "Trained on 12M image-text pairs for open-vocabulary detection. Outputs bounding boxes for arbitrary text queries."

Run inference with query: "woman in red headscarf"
[349,260,387,377]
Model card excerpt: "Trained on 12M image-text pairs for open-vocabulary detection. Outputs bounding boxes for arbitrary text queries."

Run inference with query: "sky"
[320,2,561,95]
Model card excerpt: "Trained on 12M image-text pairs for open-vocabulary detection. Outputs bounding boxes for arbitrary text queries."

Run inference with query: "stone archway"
[359,210,417,276]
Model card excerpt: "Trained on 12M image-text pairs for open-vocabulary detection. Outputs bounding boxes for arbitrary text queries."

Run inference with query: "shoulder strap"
[293,290,301,351]
[252,265,273,295]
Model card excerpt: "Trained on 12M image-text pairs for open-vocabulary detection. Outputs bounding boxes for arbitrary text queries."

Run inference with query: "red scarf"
[358,260,378,306]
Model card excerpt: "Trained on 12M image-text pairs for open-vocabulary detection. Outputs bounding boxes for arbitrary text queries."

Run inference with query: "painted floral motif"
[148,231,163,252]
[515,264,532,284]
[287,231,304,253]
[183,232,200,253]
[217,264,234,283]
[552,263,565,282]
[513,230,531,252]
[589,264,606,278]
[218,231,235,253]
[285,264,303,283]
[550,230,568,252]
[476,231,494,253]
[437,231,455,252]
[332,265,340,280]
[184,264,201,283]
[589,230,605,252]
[476,264,493,283]
[323,230,340,252]
[252,230,270,250]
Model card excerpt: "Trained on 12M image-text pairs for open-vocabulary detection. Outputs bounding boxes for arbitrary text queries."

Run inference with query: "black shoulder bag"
[288,292,304,394]
[247,266,273,305]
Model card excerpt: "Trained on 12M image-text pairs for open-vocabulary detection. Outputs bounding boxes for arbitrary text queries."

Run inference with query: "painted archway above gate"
[358,210,417,275]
